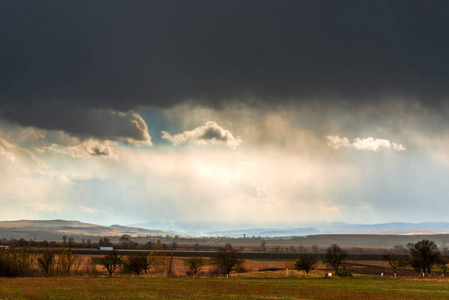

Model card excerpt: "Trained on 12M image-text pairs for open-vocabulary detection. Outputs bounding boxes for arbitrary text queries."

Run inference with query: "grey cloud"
[44,139,115,158]
[0,121,47,149]
[0,105,151,145]
[78,110,151,145]
[90,147,110,156]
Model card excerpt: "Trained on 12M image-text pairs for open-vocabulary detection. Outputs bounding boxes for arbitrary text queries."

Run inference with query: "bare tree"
[260,240,266,252]
[123,251,159,276]
[184,257,204,278]
[437,257,448,277]
[171,242,177,250]
[294,254,318,278]
[409,255,424,277]
[393,245,407,254]
[9,246,36,277]
[324,244,347,273]
[144,251,161,275]
[119,235,130,249]
[123,253,147,275]
[144,241,154,250]
[0,246,36,277]
[68,237,75,248]
[383,252,406,278]
[193,243,200,251]
[99,237,113,247]
[119,235,138,249]
[212,247,245,278]
[85,257,99,276]
[409,239,441,276]
[100,250,122,277]
[56,249,76,275]
[72,255,84,275]
[38,249,55,276]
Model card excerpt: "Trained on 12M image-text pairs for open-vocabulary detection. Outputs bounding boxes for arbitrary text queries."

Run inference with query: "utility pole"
[168,250,174,276]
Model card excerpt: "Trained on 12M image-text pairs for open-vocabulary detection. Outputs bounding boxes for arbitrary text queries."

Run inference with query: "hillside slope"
[0,219,169,240]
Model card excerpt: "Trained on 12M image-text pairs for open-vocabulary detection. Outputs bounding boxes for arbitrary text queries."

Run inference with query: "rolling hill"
[0,219,170,241]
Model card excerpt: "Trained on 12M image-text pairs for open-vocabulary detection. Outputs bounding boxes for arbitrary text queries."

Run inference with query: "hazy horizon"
[1,1,449,227]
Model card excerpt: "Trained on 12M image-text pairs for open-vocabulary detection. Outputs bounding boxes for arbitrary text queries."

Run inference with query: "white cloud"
[352,137,391,151]
[392,143,406,151]
[162,121,242,149]
[326,136,351,149]
[327,136,406,152]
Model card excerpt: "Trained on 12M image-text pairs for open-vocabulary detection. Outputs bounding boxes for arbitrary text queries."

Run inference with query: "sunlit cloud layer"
[0,101,448,227]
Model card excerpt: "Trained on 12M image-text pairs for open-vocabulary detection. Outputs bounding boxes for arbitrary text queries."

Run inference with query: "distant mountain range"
[311,221,449,234]
[131,221,449,237]
[2,219,449,240]
[206,222,449,237]
[207,228,321,237]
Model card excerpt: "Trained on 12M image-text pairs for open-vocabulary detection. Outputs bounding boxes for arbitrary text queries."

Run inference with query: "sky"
[1,1,449,229]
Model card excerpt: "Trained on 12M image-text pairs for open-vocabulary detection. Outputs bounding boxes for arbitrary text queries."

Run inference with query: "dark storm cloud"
[1,0,449,135]
[0,102,151,144]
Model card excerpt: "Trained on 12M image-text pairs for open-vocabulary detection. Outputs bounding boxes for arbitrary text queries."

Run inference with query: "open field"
[3,245,449,299]
[2,255,446,299]
[25,253,443,279]
[1,277,449,299]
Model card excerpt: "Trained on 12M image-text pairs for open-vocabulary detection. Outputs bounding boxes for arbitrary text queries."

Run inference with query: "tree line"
[383,239,448,277]
[0,244,247,278]
[0,236,174,251]
[100,244,246,278]
[0,239,446,278]
[0,246,172,277]
[293,239,448,278]
[0,236,326,253]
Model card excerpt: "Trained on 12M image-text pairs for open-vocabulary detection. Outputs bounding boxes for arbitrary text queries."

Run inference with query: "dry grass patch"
[2,277,449,299]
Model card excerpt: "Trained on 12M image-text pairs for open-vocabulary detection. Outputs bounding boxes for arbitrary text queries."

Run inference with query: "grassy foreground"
[1,277,449,299]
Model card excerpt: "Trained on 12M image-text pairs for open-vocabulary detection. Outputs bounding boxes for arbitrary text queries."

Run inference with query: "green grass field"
[1,277,449,299]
